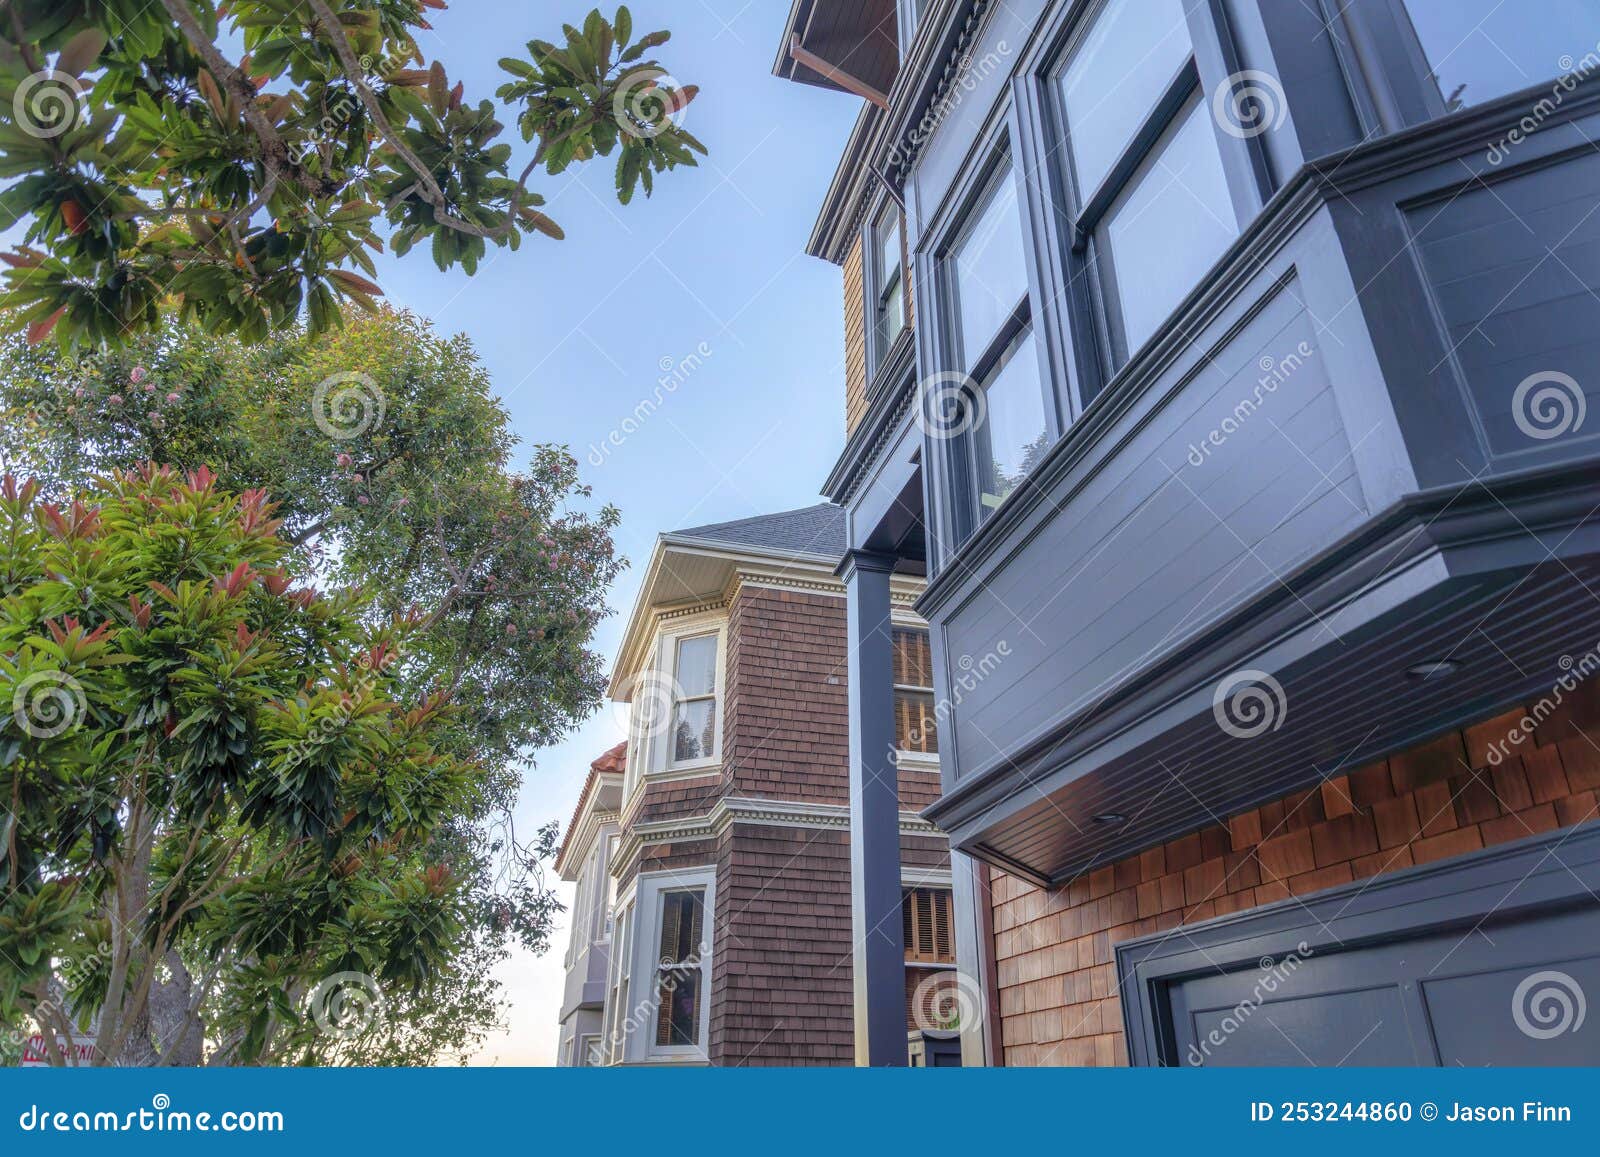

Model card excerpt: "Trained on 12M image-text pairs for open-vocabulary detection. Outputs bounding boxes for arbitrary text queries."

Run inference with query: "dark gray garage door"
[1117,824,1600,1066]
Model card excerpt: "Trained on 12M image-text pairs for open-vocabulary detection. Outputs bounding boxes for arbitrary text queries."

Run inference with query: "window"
[871,205,907,369]
[893,627,938,754]
[577,1033,601,1067]
[896,0,927,55]
[903,887,958,1031]
[902,887,955,964]
[1056,0,1240,369]
[944,162,1049,517]
[1395,0,1600,112]
[653,888,707,1048]
[602,833,620,940]
[669,632,718,765]
[605,870,716,1062]
[601,895,634,1064]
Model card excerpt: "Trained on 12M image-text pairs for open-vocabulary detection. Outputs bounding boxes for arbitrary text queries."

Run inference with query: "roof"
[670,503,846,559]
[553,742,627,877]
[772,0,901,101]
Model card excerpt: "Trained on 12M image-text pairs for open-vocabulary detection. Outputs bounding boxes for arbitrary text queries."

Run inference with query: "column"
[837,547,906,1066]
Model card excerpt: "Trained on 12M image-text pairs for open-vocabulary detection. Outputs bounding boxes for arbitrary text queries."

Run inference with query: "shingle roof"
[670,503,845,559]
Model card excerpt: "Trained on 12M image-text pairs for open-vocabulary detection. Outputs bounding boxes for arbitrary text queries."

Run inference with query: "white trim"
[902,866,954,890]
[610,866,718,1065]
[612,796,944,875]
[895,750,943,773]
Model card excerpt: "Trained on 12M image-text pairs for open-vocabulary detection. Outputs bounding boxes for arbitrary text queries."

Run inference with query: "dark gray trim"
[1116,820,1600,1066]
[921,457,1600,870]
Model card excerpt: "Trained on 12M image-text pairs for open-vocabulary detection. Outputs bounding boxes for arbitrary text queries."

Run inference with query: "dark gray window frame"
[865,193,909,379]
[924,126,1063,546]
[1116,821,1600,1066]
[1022,0,1266,401]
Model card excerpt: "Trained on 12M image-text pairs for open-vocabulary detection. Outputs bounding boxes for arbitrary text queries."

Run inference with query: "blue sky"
[363,2,860,1062]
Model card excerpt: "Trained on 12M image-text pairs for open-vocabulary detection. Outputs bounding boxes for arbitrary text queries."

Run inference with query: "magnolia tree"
[0,310,624,1063]
[0,465,495,1065]
[0,2,702,345]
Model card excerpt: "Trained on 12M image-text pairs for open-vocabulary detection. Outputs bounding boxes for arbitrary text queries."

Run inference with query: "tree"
[0,307,621,1062]
[0,2,703,345]
[0,464,504,1065]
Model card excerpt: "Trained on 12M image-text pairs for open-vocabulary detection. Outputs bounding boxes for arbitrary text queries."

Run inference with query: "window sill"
[895,750,942,772]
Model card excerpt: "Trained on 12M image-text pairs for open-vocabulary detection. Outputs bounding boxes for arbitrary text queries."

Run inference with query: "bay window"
[1055,0,1241,372]
[605,869,716,1063]
[944,160,1049,517]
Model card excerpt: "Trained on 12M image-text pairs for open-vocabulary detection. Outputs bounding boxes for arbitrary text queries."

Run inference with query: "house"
[553,505,961,1064]
[774,0,1600,1065]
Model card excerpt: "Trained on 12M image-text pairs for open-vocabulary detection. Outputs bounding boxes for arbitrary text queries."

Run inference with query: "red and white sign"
[20,1034,96,1067]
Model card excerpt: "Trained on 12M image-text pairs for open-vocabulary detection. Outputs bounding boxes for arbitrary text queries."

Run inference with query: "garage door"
[1117,824,1600,1066]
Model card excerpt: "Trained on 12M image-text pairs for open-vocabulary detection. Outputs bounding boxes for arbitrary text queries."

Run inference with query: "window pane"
[878,212,902,285]
[673,633,717,697]
[892,628,934,687]
[656,968,702,1046]
[654,889,705,1047]
[657,889,705,963]
[952,172,1028,368]
[672,697,717,762]
[896,688,938,753]
[877,272,905,352]
[1061,0,1194,198]
[1401,0,1600,112]
[975,328,1048,512]
[1102,98,1238,357]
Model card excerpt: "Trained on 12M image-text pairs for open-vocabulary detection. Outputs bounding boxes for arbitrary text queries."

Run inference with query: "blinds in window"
[892,628,938,754]
[902,886,954,964]
[654,889,706,1047]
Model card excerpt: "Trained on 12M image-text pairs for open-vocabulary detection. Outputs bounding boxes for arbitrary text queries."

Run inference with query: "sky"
[359,1,861,1064]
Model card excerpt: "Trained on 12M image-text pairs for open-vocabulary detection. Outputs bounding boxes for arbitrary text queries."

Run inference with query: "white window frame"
[625,614,728,797]
[601,890,635,1064]
[606,867,718,1064]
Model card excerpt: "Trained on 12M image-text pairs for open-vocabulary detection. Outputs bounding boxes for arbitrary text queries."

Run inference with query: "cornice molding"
[613,795,945,875]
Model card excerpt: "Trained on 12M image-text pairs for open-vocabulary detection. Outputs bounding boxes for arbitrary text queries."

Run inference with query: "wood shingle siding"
[989,678,1600,1065]
[843,233,868,434]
